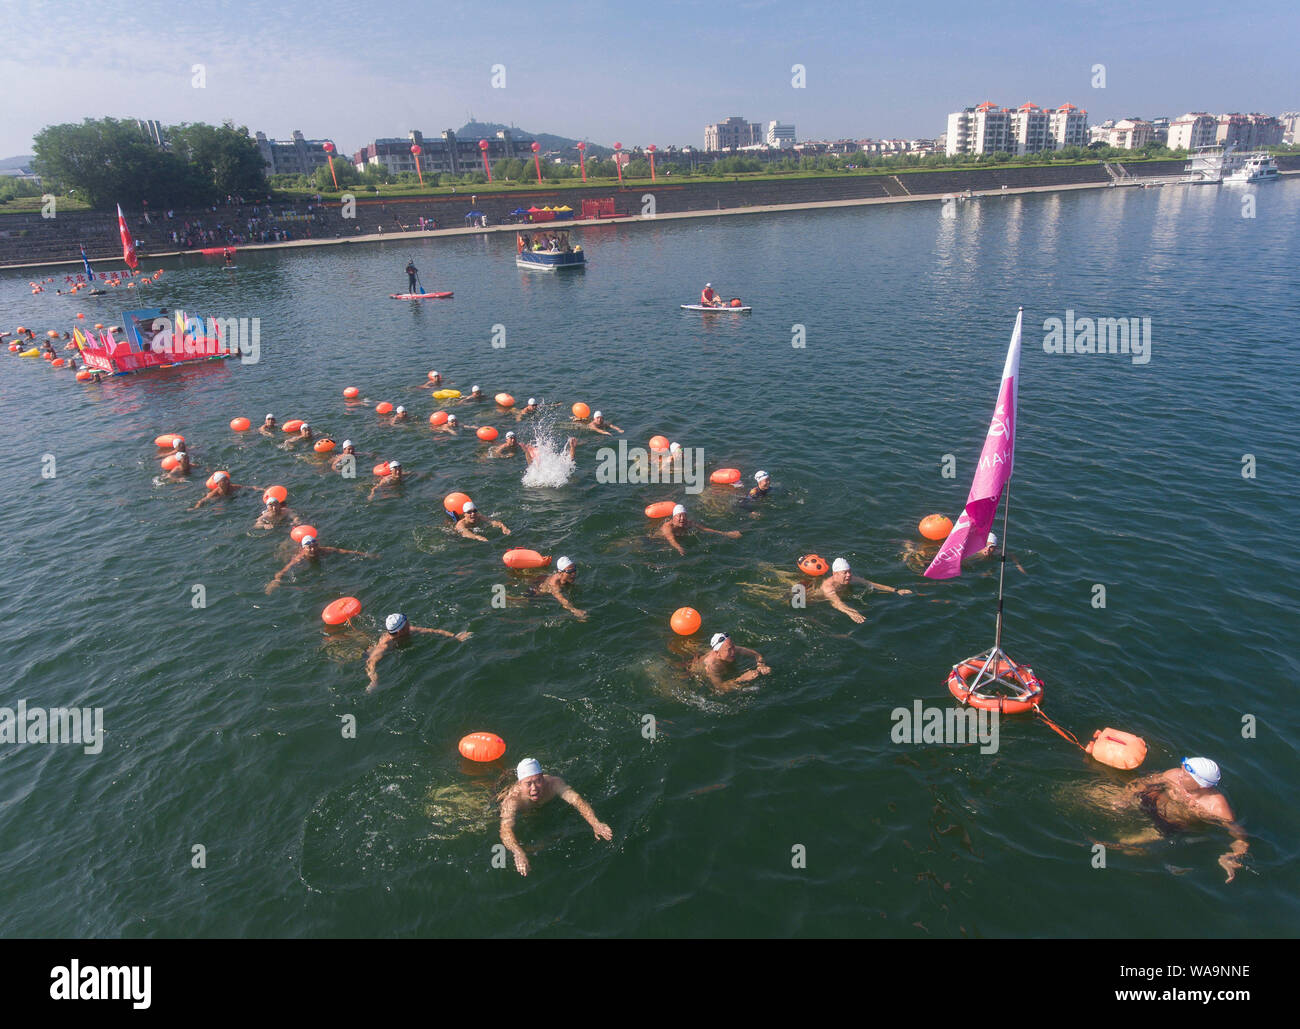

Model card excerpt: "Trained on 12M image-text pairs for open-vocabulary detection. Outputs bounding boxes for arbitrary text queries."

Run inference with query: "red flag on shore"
[117,204,138,269]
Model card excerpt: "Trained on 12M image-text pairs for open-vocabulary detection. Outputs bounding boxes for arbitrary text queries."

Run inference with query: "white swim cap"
[265,413,274,420]
[171,436,183,447]
[672,504,687,516]
[462,501,476,512]
[557,556,575,571]
[506,431,516,440]
[593,410,602,419]
[471,384,480,392]
[670,442,682,453]
[986,531,997,547]
[301,422,310,431]
[213,471,229,481]
[706,282,712,288]
[389,459,401,469]
[448,414,458,423]
[385,612,408,633]
[528,397,536,405]
[1182,757,1221,788]
[832,558,851,573]
[396,406,406,414]
[430,370,439,377]
[342,439,353,448]
[755,470,770,482]
[710,632,729,651]
[300,535,316,547]
[516,758,543,780]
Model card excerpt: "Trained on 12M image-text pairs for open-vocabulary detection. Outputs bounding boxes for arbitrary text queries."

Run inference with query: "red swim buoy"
[495,393,515,408]
[644,501,677,519]
[314,439,336,453]
[648,435,669,452]
[444,492,472,517]
[1086,728,1148,770]
[205,472,231,490]
[919,514,953,541]
[502,549,551,569]
[670,607,701,635]
[798,554,829,576]
[263,485,288,505]
[230,417,251,432]
[282,419,304,433]
[373,462,392,477]
[161,455,179,471]
[710,468,742,485]
[291,524,318,543]
[343,387,359,400]
[375,402,393,415]
[947,656,1043,714]
[572,402,590,420]
[155,434,184,448]
[322,596,361,625]
[459,732,507,762]
[476,426,499,442]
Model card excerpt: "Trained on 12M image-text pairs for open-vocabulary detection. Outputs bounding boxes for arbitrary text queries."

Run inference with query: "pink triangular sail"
[925,309,1022,579]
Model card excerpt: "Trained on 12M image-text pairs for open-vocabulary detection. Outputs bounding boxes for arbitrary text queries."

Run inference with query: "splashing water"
[521,407,576,488]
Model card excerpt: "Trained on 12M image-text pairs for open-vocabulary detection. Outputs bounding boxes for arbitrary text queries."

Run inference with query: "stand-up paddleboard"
[390,291,454,300]
[681,303,751,313]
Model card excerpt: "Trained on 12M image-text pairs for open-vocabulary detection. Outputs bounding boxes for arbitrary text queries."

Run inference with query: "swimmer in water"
[252,496,301,529]
[454,501,511,541]
[747,470,772,501]
[283,422,313,449]
[692,632,771,692]
[431,414,460,436]
[331,440,359,473]
[265,535,378,593]
[190,471,243,509]
[365,611,471,692]
[454,384,485,404]
[584,410,623,436]
[417,371,444,391]
[165,450,193,479]
[368,460,403,501]
[498,758,612,876]
[661,504,741,555]
[1120,758,1249,882]
[490,430,521,458]
[534,556,586,620]
[390,405,409,423]
[821,557,912,624]
[523,437,578,465]
[899,532,1026,574]
[514,397,540,421]
[259,413,278,437]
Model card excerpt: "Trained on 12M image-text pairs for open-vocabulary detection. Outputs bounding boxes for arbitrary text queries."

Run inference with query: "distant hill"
[0,155,35,173]
[457,122,613,159]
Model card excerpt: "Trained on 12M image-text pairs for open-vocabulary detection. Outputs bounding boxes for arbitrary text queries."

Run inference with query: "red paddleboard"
[390,291,454,299]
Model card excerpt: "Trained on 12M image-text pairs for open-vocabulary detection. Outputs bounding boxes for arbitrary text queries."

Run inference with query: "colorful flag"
[72,327,87,353]
[924,309,1022,579]
[117,204,138,269]
[79,244,96,281]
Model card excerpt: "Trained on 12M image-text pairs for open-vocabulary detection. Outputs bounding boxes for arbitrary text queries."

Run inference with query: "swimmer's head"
[986,532,997,548]
[213,471,229,483]
[265,496,280,508]
[710,632,731,653]
[831,558,851,579]
[395,405,406,415]
[1182,757,1221,788]
[527,397,536,407]
[593,410,603,421]
[342,439,354,451]
[517,758,543,791]
[300,535,316,548]
[556,556,576,577]
[300,422,311,434]
[705,282,712,288]
[447,414,458,425]
[388,459,401,472]
[672,504,687,523]
[385,612,408,635]
[755,470,770,484]
[265,414,275,424]
[670,442,682,454]
[471,385,482,396]
[506,431,516,441]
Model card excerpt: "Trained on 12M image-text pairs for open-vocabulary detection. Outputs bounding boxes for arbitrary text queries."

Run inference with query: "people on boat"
[820,557,912,624]
[660,504,741,556]
[266,535,378,593]
[454,501,511,542]
[365,612,472,692]
[700,282,723,308]
[692,632,771,691]
[533,556,586,620]
[405,260,419,293]
[498,758,612,876]
[1119,758,1249,882]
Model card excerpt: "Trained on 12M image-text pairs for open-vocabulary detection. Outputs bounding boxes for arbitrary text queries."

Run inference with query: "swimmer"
[330,440,359,473]
[259,414,277,437]
[417,371,444,390]
[159,438,188,460]
[584,410,623,436]
[534,556,586,620]
[454,501,511,541]
[747,470,772,501]
[368,459,404,501]
[490,430,521,458]
[968,532,1026,572]
[365,611,472,692]
[454,384,485,404]
[821,557,912,624]
[190,471,243,509]
[1120,758,1249,882]
[900,532,1026,575]
[660,504,741,556]
[692,632,771,692]
[265,535,378,594]
[252,496,301,529]
[165,450,192,478]
[283,422,313,449]
[523,437,577,464]
[514,397,540,421]
[431,414,460,436]
[498,758,613,876]
[389,405,409,423]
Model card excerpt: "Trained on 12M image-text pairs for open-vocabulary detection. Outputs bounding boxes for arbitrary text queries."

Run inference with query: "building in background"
[254,130,336,176]
[134,119,166,147]
[765,121,796,147]
[1214,113,1283,147]
[1096,118,1155,149]
[1167,113,1217,150]
[352,130,532,177]
[1281,112,1300,144]
[946,101,1088,156]
[705,117,763,151]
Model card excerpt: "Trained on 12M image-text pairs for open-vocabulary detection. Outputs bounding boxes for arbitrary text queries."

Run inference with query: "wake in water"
[520,406,576,488]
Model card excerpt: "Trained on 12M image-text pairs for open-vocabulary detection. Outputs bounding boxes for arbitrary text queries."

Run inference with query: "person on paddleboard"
[700,282,723,308]
[405,260,418,294]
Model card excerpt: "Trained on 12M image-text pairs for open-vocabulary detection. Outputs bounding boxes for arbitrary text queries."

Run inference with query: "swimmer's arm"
[456,523,487,541]
[363,639,387,692]
[559,784,613,840]
[548,589,586,620]
[708,660,759,691]
[609,423,623,433]
[696,523,742,539]
[491,519,511,535]
[823,582,865,622]
[861,578,912,596]
[189,490,217,510]
[661,522,686,555]
[592,426,611,436]
[265,559,295,593]
[499,797,530,875]
[735,646,770,673]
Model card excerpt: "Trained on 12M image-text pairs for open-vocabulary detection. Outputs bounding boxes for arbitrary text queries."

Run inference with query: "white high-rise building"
[947,101,1088,156]
[766,121,796,147]
[1167,113,1217,151]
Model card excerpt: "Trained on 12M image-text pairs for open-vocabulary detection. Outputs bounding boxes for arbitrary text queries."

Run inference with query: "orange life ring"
[947,657,1043,714]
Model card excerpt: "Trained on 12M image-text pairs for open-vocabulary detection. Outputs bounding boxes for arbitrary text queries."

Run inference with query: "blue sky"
[1,0,1295,158]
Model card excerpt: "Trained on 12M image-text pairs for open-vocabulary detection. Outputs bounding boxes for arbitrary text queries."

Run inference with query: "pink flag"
[925,308,1022,579]
[117,204,138,269]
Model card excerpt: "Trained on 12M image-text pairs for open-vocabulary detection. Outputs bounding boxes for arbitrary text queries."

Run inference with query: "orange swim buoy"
[571,402,590,420]
[729,298,742,308]
[427,370,439,381]
[476,426,499,441]
[51,358,65,367]
[161,455,179,471]
[644,501,677,519]
[376,402,393,415]
[46,330,59,338]
[343,387,359,399]
[322,596,362,625]
[670,607,701,636]
[76,312,85,318]
[919,514,953,541]
[798,554,829,576]
[205,472,231,490]
[373,462,392,477]
[314,439,336,453]
[76,370,93,381]
[710,468,742,485]
[947,656,1043,714]
[429,411,448,426]
[444,492,472,517]
[648,435,669,452]
[94,323,103,329]
[155,434,184,449]
[459,732,507,762]
[263,485,288,505]
[503,549,551,569]
[282,419,304,433]
[291,524,318,543]
[230,417,251,431]
[495,393,515,408]
[1085,728,1148,770]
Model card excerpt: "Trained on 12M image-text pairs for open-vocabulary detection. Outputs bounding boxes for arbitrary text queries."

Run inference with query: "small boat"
[389,291,454,299]
[681,303,751,313]
[515,231,586,271]
[73,307,238,376]
[1222,152,1279,185]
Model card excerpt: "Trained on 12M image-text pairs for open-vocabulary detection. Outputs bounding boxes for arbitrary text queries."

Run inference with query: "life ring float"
[947,656,1043,714]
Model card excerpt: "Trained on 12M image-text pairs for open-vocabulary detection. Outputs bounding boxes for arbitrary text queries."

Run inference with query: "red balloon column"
[647,143,656,182]
[410,143,423,186]
[322,141,339,190]
[531,141,542,184]
[577,141,587,182]
[479,139,492,182]
[614,142,623,186]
